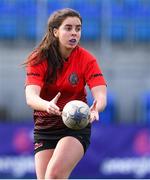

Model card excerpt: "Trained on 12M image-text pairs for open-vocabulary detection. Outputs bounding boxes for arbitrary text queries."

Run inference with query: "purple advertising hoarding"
[0,122,150,179]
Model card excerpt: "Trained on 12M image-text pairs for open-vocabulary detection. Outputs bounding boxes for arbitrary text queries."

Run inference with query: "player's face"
[54,17,81,52]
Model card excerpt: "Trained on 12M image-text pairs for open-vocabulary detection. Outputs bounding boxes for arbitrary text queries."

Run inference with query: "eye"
[65,26,72,31]
[76,26,81,32]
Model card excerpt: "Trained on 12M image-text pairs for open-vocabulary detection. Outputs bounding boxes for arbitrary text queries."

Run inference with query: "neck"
[61,49,72,60]
[59,45,74,60]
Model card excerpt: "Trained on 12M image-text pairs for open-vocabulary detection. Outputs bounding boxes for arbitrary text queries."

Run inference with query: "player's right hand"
[46,92,61,115]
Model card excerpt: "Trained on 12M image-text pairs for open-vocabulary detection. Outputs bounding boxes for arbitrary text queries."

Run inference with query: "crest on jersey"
[69,73,79,85]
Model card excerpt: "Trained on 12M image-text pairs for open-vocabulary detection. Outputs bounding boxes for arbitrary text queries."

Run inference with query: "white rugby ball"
[62,100,90,130]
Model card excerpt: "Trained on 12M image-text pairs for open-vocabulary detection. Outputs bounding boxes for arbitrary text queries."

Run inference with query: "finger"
[47,107,61,115]
[49,102,60,111]
[90,100,97,110]
[53,110,61,115]
[51,103,60,110]
[90,111,99,122]
[90,116,96,123]
[52,92,61,103]
[95,113,99,121]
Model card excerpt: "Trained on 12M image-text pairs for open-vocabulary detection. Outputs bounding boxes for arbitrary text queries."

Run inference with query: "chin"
[65,46,75,51]
[67,44,77,49]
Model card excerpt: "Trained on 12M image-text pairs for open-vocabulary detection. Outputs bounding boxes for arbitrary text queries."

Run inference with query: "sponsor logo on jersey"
[90,73,103,79]
[27,72,40,77]
[34,142,43,150]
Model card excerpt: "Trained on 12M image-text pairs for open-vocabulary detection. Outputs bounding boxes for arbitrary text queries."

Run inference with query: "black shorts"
[34,133,91,155]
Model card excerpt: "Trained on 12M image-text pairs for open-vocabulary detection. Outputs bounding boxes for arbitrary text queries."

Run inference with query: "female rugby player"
[24,8,107,179]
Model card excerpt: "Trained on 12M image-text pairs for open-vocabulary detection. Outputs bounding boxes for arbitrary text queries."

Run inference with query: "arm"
[90,85,107,122]
[25,85,61,115]
[91,85,107,112]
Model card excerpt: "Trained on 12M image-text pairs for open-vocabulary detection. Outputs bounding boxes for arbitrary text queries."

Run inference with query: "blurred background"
[0,0,150,179]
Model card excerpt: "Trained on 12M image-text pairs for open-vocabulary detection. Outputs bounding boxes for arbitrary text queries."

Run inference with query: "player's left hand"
[90,100,99,123]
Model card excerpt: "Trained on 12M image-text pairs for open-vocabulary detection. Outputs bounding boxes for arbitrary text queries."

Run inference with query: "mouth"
[69,39,77,44]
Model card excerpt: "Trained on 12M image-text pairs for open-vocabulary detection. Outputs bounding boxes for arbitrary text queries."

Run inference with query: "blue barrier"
[134,23,150,42]
[109,22,128,41]
[141,92,150,124]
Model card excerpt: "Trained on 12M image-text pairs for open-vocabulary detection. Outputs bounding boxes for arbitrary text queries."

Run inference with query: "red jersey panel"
[25,46,106,131]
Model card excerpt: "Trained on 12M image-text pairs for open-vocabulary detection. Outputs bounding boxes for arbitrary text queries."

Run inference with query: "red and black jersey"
[25,46,106,134]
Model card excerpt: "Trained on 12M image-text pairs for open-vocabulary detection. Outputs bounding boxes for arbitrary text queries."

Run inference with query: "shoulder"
[26,52,47,73]
[29,51,47,66]
[74,46,96,60]
[73,46,97,68]
[27,50,47,66]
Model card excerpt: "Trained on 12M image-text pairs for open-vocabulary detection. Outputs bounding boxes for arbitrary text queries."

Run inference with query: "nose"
[71,28,77,36]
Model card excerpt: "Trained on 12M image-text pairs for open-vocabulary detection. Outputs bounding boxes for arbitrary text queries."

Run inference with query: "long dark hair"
[24,8,82,83]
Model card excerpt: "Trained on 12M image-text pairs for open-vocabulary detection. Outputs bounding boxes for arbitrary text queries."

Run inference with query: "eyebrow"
[64,24,82,27]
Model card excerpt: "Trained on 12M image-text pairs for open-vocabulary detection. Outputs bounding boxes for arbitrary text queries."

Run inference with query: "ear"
[53,28,58,38]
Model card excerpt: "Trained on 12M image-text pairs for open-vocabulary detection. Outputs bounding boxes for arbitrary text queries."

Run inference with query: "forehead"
[61,17,81,26]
